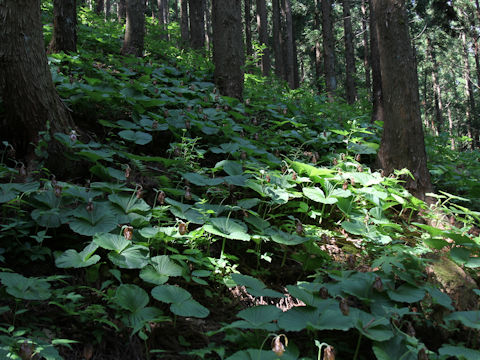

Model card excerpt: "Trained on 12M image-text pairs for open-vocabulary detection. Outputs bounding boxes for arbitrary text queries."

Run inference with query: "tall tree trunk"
[361,0,371,97]
[244,0,253,58]
[180,0,189,45]
[0,0,75,162]
[427,37,442,135]
[369,0,383,122]
[343,0,357,104]
[282,0,295,87]
[188,0,205,50]
[95,0,103,14]
[48,0,77,53]
[212,0,244,100]
[121,0,146,57]
[461,32,477,149]
[447,105,455,150]
[204,0,212,51]
[321,0,336,99]
[272,0,284,80]
[313,0,322,91]
[373,0,432,199]
[118,0,126,22]
[158,0,168,39]
[256,0,271,76]
[292,20,300,88]
[173,0,178,21]
[105,0,111,18]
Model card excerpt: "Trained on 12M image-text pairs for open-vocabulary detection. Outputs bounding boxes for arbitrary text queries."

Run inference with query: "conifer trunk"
[180,0,189,45]
[48,0,77,53]
[256,0,270,76]
[321,0,336,99]
[188,0,205,49]
[121,0,146,56]
[369,0,383,122]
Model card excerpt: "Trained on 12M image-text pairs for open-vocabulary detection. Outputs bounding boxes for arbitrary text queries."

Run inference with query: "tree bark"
[117,0,126,22]
[361,0,371,97]
[321,0,336,99]
[281,0,295,87]
[369,0,383,122]
[180,0,189,45]
[212,0,244,100]
[158,0,168,39]
[373,0,432,199]
[244,0,253,58]
[427,37,442,135]
[121,0,146,57]
[105,0,111,18]
[204,0,212,51]
[313,0,322,91]
[461,32,477,149]
[48,0,77,53]
[256,0,270,76]
[343,0,357,104]
[188,0,205,50]
[0,0,75,161]
[95,0,104,14]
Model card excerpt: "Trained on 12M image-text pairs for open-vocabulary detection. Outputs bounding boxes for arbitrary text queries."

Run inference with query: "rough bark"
[244,0,253,57]
[369,0,383,122]
[48,0,77,53]
[121,0,146,57]
[427,37,442,135]
[212,0,244,100]
[158,0,168,39]
[313,0,322,91]
[343,0,357,104]
[188,0,205,50]
[361,0,371,97]
[373,0,432,199]
[204,0,212,51]
[256,0,270,76]
[282,0,295,87]
[461,32,477,149]
[117,0,126,22]
[0,0,75,161]
[180,0,189,45]
[321,0,336,99]
[95,0,104,14]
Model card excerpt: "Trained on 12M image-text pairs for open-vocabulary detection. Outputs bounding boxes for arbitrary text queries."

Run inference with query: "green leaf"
[236,305,282,328]
[151,284,192,304]
[114,284,149,312]
[108,245,149,269]
[290,161,335,183]
[277,306,315,331]
[55,243,100,268]
[0,272,51,301]
[387,284,425,303]
[341,220,368,236]
[438,345,480,359]
[182,172,224,186]
[69,203,117,236]
[93,233,130,252]
[170,299,210,318]
[203,217,250,241]
[231,273,284,298]
[445,311,480,330]
[303,187,337,204]
[140,256,183,285]
[118,130,152,145]
[266,228,309,245]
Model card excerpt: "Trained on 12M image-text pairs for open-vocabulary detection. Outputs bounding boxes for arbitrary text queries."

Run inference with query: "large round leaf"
[108,245,149,269]
[151,284,191,304]
[203,217,250,241]
[170,299,209,318]
[118,130,152,145]
[69,204,117,236]
[303,187,337,204]
[94,233,130,253]
[0,272,51,301]
[114,284,149,312]
[55,242,100,268]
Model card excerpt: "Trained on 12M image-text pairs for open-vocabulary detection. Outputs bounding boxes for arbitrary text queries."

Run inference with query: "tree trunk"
[180,0,189,45]
[256,0,270,76]
[461,32,477,149]
[0,0,75,161]
[188,0,205,50]
[373,0,432,199]
[427,37,442,135]
[212,0,244,100]
[95,0,103,14]
[204,0,212,51]
[48,0,77,53]
[361,0,371,97]
[158,0,168,39]
[117,0,126,22]
[343,0,357,104]
[321,0,336,99]
[121,0,146,57]
[244,0,253,58]
[282,0,295,87]
[105,0,111,18]
[369,0,383,122]
[313,0,322,91]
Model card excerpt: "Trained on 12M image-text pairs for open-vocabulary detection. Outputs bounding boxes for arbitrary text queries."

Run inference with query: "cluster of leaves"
[1,7,480,360]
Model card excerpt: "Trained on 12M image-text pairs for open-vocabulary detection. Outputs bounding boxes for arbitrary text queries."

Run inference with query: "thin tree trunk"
[282,0,295,87]
[343,0,357,104]
[48,0,77,53]
[427,37,442,135]
[256,0,271,76]
[321,0,336,99]
[361,0,371,97]
[105,0,110,19]
[292,21,300,88]
[245,0,253,58]
[158,0,168,39]
[121,0,146,57]
[369,0,383,122]
[373,0,432,198]
[204,0,212,52]
[272,0,284,80]
[95,0,103,14]
[313,0,322,91]
[212,0,244,99]
[447,105,455,150]
[0,0,75,162]
[117,0,126,22]
[189,0,205,50]
[180,0,189,45]
[461,32,477,149]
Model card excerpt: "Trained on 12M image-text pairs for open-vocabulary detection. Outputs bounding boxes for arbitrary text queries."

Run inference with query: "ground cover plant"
[1,5,480,360]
